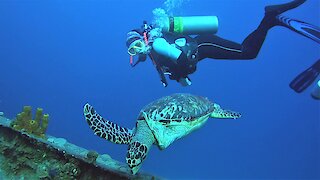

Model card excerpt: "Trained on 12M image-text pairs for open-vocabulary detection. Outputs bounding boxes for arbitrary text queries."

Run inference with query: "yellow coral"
[11,106,50,139]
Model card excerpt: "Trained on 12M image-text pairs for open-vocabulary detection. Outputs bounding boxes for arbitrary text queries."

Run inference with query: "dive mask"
[127,39,148,56]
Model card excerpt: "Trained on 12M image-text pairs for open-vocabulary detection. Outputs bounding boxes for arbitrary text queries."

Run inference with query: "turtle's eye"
[159,120,170,124]
[138,116,145,120]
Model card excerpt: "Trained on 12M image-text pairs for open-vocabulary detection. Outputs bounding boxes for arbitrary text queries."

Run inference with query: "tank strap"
[143,32,149,45]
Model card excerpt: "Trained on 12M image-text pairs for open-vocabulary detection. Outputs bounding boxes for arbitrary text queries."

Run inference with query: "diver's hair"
[126,30,143,47]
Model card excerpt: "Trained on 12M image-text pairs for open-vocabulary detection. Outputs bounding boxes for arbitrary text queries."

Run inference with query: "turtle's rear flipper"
[277,15,320,44]
[210,104,241,119]
[83,103,133,144]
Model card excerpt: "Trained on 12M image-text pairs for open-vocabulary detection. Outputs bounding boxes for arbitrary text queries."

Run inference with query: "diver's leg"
[195,34,243,60]
[195,30,266,60]
[240,0,307,59]
[264,0,306,19]
[196,0,307,60]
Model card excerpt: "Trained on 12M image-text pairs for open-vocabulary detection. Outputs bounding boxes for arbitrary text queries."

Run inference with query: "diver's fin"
[265,0,306,16]
[276,15,320,44]
[290,59,320,93]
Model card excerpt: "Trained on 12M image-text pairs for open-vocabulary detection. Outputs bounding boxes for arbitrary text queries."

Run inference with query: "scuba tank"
[162,16,219,35]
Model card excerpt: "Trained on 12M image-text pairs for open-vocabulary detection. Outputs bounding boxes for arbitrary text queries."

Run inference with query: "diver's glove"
[168,66,192,87]
[178,77,192,86]
[168,73,192,87]
[290,59,320,93]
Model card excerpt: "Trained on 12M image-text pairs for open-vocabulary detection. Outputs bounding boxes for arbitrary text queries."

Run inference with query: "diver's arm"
[147,52,168,87]
[155,65,168,87]
[151,37,193,86]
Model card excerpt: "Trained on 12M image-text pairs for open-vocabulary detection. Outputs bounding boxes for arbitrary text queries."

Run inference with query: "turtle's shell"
[137,93,215,149]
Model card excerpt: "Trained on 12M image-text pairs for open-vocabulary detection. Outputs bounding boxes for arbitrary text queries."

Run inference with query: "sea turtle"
[83,93,241,174]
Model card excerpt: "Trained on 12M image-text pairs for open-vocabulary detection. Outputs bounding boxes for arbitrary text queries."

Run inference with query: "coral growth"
[0,129,81,179]
[10,106,49,138]
[0,121,160,179]
[86,150,99,164]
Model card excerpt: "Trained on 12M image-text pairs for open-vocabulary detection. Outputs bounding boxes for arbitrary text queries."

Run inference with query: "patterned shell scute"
[138,93,214,122]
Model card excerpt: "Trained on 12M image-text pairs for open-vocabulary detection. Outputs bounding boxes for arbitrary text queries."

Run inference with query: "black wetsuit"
[149,16,271,84]
[148,33,199,85]
[132,0,309,86]
[194,0,308,61]
[195,29,267,60]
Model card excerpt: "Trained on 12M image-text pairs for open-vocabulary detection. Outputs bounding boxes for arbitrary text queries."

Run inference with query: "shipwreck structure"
[0,111,160,180]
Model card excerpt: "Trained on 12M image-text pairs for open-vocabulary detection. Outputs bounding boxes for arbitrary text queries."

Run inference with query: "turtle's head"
[126,120,155,174]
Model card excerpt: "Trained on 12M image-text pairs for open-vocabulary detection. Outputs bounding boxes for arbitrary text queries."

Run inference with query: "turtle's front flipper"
[84,103,133,144]
[210,103,241,119]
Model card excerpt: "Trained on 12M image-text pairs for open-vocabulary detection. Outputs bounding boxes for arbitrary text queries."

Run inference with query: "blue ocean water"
[0,0,319,179]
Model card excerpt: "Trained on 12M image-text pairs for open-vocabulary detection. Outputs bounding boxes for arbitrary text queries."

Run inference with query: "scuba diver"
[126,0,319,87]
